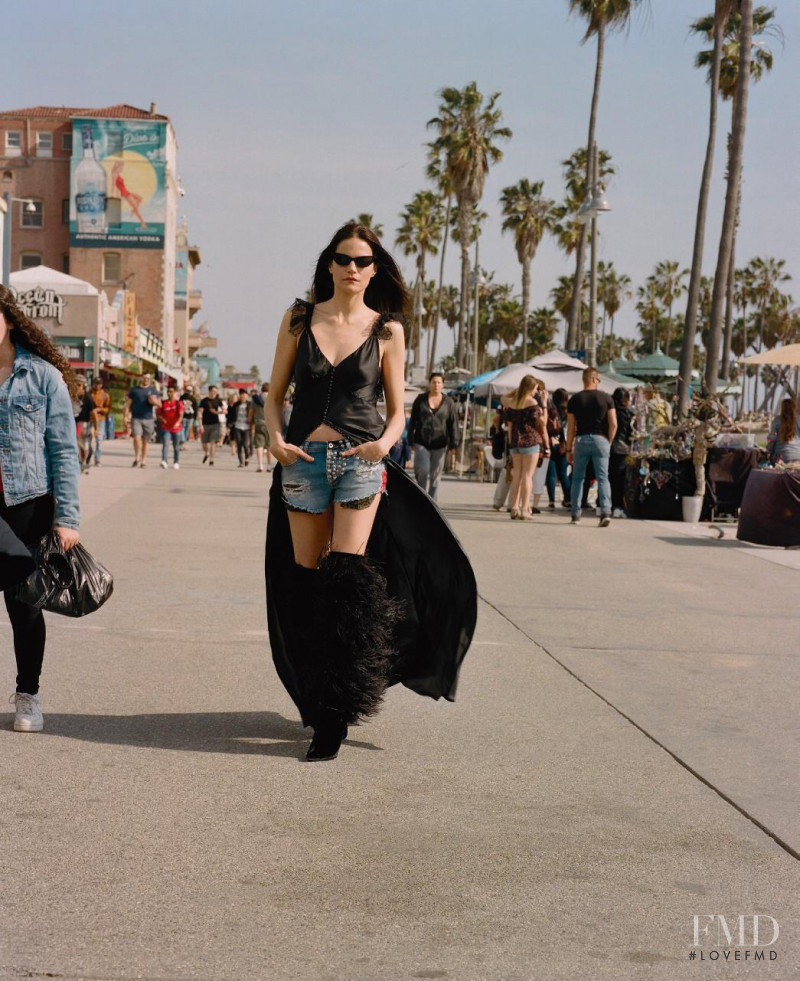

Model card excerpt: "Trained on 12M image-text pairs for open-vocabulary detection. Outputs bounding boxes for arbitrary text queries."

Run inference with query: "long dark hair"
[779,398,796,443]
[0,285,78,397]
[310,223,411,319]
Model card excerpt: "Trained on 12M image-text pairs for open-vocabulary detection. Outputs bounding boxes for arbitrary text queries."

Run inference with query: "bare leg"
[330,495,381,554]
[518,454,538,513]
[287,507,334,568]
[508,457,523,512]
[132,435,143,463]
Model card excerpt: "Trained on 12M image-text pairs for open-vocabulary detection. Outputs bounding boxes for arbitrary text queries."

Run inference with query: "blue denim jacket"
[0,345,81,528]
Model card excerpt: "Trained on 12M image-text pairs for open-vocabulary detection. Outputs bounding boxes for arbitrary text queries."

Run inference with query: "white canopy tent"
[472,361,620,399]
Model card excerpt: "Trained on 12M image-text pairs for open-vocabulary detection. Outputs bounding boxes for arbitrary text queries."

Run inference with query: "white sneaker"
[173,462,180,470]
[160,460,168,469]
[10,692,43,732]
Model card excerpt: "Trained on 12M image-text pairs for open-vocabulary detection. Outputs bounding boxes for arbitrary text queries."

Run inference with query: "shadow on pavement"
[30,711,382,758]
[655,536,741,549]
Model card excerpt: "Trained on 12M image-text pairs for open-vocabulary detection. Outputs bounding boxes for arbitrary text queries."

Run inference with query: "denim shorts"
[281,439,387,514]
[510,445,540,456]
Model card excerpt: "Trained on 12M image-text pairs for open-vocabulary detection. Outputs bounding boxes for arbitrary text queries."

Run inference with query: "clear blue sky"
[5,0,799,375]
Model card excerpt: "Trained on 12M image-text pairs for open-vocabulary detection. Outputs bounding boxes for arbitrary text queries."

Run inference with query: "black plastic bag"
[10,531,113,617]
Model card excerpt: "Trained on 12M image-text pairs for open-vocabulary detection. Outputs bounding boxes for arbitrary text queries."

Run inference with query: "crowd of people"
[68,376,277,474]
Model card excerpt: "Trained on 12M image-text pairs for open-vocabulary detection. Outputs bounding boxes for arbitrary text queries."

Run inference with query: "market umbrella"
[472,362,620,397]
[739,343,800,366]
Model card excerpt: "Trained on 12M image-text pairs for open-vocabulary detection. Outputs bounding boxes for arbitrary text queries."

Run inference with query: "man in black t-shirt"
[199,385,223,465]
[566,367,617,527]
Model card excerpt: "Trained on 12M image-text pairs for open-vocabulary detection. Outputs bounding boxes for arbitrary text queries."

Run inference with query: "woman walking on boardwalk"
[0,286,81,734]
[264,223,476,762]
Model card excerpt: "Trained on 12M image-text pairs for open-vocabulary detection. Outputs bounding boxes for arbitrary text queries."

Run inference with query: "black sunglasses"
[331,252,375,269]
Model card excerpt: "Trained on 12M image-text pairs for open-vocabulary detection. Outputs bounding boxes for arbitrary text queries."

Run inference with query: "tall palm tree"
[428,82,511,367]
[565,0,644,351]
[499,179,556,361]
[425,145,455,375]
[597,261,632,343]
[692,4,781,383]
[704,0,754,391]
[551,274,587,339]
[677,1,733,414]
[395,191,444,368]
[746,256,791,409]
[636,277,662,353]
[653,260,689,354]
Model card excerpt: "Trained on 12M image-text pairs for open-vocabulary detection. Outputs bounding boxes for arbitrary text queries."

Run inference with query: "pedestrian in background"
[199,386,223,466]
[89,377,111,467]
[232,390,251,467]
[250,382,272,472]
[767,398,800,464]
[158,385,184,470]
[72,375,95,475]
[408,372,459,502]
[0,284,80,734]
[500,375,546,521]
[545,388,571,510]
[610,387,633,518]
[180,385,198,444]
[124,372,161,468]
[566,367,617,527]
[530,381,550,514]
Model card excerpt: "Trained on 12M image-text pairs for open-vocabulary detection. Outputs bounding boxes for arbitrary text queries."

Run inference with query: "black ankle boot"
[306,707,348,762]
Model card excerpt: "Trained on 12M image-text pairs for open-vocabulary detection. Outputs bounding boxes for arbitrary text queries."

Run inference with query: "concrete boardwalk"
[2,440,798,981]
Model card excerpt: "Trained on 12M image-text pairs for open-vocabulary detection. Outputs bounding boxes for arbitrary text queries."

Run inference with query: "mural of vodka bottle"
[75,124,107,234]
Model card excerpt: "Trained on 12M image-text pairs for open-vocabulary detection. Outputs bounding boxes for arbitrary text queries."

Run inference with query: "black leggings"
[233,428,251,464]
[1,494,53,694]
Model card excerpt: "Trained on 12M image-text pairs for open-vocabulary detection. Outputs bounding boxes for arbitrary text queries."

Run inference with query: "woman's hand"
[55,526,80,551]
[272,441,315,466]
[341,439,387,462]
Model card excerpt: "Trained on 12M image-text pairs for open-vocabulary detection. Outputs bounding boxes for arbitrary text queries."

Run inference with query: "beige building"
[0,103,202,380]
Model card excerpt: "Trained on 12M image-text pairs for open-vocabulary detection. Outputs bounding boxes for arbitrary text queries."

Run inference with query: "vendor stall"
[737,467,800,547]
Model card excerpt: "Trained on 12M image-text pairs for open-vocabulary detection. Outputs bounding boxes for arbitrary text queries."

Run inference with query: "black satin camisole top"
[285,298,394,446]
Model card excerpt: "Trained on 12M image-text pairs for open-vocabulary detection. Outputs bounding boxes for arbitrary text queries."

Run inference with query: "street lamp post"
[2,193,38,286]
[576,141,610,369]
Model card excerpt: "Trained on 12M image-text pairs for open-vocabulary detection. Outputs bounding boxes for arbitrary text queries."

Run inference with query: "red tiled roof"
[0,104,169,121]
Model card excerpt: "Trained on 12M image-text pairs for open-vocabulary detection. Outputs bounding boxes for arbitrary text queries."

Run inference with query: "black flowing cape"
[265,460,478,726]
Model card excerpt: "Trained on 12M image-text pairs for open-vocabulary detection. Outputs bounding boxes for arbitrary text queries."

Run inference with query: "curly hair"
[0,284,79,397]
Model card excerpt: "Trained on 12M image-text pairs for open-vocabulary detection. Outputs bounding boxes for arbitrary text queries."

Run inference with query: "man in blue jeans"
[566,367,617,527]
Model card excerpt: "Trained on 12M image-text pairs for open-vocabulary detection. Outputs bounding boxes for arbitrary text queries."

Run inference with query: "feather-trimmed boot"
[305,551,399,761]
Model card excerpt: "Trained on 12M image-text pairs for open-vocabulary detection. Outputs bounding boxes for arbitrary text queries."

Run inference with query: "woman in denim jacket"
[0,285,80,733]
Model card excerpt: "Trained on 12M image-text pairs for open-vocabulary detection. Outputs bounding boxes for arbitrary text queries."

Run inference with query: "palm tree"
[428,82,511,367]
[746,256,791,409]
[395,191,444,368]
[691,4,782,384]
[425,145,455,375]
[636,277,662,353]
[704,0,755,391]
[677,1,734,415]
[597,261,632,344]
[527,307,560,359]
[350,213,384,238]
[653,260,689,354]
[551,274,588,340]
[565,0,644,351]
[499,179,556,361]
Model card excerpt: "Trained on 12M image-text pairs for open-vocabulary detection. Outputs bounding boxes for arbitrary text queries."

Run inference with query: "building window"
[62,254,70,274]
[36,132,53,157]
[102,252,122,283]
[2,170,11,184]
[20,200,43,228]
[20,253,42,270]
[5,131,22,157]
[62,132,73,152]
[62,199,70,224]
